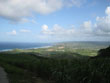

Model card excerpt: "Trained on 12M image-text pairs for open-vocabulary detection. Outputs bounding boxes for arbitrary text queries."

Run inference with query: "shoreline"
[0,45,53,52]
[24,45,53,50]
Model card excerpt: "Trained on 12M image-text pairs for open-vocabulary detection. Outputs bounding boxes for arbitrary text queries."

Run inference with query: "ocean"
[0,41,109,52]
[0,42,52,51]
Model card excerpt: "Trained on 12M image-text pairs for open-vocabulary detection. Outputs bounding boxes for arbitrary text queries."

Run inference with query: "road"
[0,67,9,83]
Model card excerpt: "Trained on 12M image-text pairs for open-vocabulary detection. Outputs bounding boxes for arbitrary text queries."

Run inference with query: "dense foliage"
[0,47,110,83]
[97,46,110,57]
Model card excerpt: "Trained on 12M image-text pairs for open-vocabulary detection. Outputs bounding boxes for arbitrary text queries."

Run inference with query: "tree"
[97,46,110,57]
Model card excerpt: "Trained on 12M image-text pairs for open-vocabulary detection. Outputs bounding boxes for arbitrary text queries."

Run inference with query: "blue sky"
[0,0,110,43]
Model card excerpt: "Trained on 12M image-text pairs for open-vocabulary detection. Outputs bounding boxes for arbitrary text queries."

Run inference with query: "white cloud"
[20,29,31,33]
[0,0,63,22]
[7,29,31,36]
[42,24,49,31]
[94,6,110,36]
[7,30,17,35]
[105,6,110,16]
[81,21,92,31]
[41,24,54,35]
[42,24,75,38]
[0,0,86,22]
[41,6,110,41]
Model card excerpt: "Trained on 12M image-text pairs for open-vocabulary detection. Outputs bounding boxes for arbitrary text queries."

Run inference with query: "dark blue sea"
[0,42,52,51]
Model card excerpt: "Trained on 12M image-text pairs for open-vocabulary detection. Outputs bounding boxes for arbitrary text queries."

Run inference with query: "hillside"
[0,45,110,83]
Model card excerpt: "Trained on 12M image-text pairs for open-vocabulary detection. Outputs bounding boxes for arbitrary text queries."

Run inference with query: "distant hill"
[56,41,110,49]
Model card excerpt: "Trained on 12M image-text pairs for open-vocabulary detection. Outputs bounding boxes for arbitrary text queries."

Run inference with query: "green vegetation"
[16,42,108,57]
[0,43,110,83]
[0,51,110,83]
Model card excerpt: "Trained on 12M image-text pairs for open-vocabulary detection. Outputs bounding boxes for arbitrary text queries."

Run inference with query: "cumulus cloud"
[105,6,110,16]
[7,29,31,36]
[0,0,63,22]
[41,6,110,41]
[42,24,75,38]
[0,0,86,22]
[94,6,110,36]
[42,24,49,31]
[7,30,17,35]
[81,21,92,31]
[42,24,52,34]
[20,29,31,33]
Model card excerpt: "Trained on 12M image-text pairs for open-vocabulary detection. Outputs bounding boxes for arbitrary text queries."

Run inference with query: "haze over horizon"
[0,0,110,43]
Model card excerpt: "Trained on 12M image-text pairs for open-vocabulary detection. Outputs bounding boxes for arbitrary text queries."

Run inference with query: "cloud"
[0,0,86,22]
[31,19,37,24]
[65,0,86,7]
[41,24,54,35]
[20,29,31,33]
[81,21,92,31]
[41,24,75,38]
[105,6,110,16]
[7,30,17,35]
[41,6,110,41]
[9,18,30,24]
[80,21,92,34]
[94,6,110,36]
[0,0,63,22]
[42,24,49,31]
[7,29,31,36]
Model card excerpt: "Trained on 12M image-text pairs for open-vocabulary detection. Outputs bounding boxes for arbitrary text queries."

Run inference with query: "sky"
[0,0,110,43]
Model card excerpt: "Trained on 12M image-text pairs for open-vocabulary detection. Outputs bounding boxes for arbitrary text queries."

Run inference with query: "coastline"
[0,49,13,52]
[0,45,53,52]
